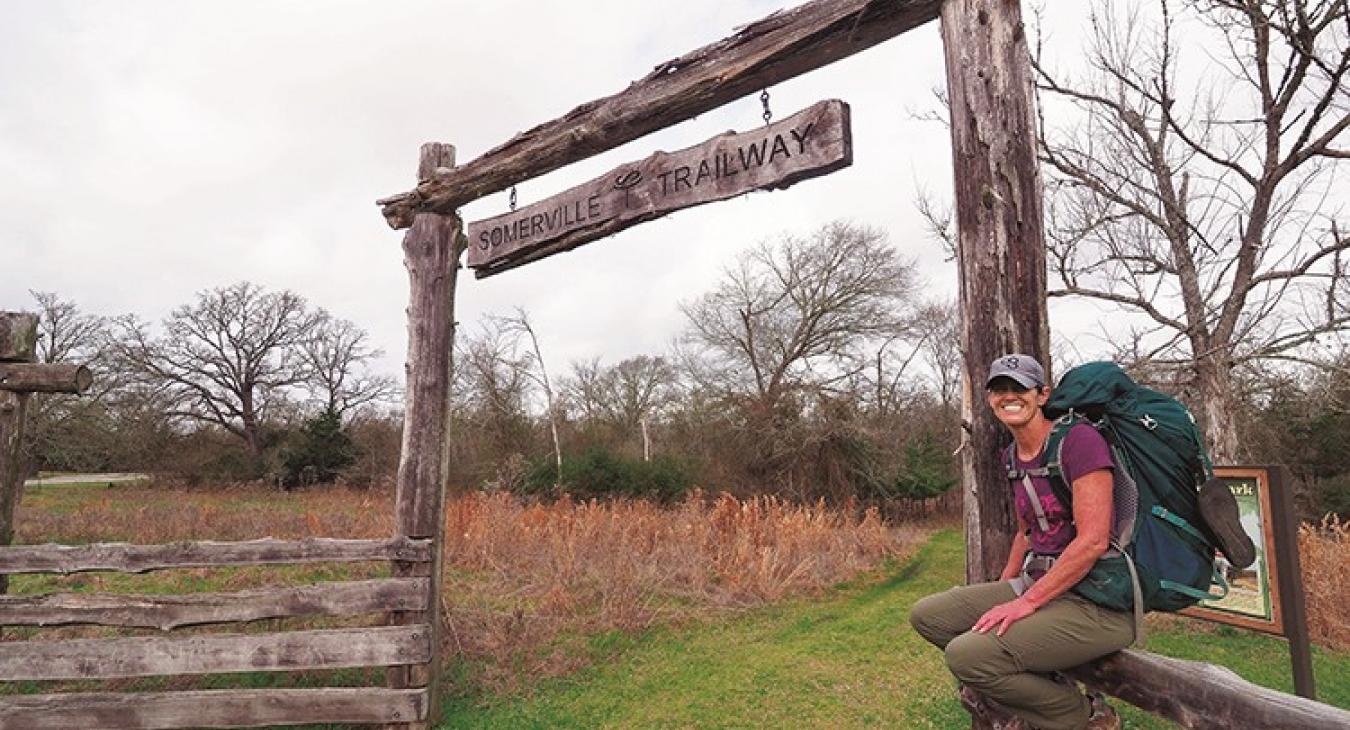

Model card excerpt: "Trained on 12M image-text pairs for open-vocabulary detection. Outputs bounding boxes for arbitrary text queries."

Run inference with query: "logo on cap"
[1003,356,1020,369]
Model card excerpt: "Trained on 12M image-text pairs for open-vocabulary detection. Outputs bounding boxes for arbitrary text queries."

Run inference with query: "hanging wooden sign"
[466,99,852,277]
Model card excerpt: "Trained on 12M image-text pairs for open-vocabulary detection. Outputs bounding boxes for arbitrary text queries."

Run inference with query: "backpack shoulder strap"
[1041,415,1077,507]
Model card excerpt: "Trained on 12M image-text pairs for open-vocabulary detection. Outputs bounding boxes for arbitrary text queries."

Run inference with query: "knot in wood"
[981,185,998,210]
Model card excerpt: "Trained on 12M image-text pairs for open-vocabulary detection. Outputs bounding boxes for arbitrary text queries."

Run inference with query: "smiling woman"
[909,353,1130,730]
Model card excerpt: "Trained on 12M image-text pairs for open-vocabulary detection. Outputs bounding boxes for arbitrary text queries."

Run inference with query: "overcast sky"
[2,1,1108,379]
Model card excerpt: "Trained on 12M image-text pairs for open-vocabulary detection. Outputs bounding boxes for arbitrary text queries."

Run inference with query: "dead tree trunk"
[940,0,1050,581]
[0,313,38,599]
[387,143,463,730]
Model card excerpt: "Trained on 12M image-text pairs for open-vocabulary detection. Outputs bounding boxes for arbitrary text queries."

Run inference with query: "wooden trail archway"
[0,1,1341,729]
[379,0,1350,729]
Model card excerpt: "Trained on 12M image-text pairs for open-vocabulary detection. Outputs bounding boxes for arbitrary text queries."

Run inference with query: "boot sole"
[1198,477,1257,569]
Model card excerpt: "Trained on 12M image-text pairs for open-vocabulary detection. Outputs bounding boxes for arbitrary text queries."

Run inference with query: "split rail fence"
[0,538,434,729]
[0,307,446,729]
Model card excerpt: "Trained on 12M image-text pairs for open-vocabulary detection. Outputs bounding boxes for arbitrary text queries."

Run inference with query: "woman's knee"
[909,592,947,645]
[944,631,1003,687]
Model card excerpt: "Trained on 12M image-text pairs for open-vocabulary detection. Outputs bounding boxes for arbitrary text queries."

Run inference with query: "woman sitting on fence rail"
[909,354,1129,730]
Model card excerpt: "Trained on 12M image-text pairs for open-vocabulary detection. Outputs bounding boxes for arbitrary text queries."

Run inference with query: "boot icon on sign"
[614,170,642,209]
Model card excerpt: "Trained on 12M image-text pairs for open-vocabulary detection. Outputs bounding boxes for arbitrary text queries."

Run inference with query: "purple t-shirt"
[1011,422,1114,559]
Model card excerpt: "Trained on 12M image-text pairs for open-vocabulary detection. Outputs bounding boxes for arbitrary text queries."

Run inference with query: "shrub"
[279,408,358,488]
[1310,474,1350,519]
[523,448,694,503]
[891,432,958,501]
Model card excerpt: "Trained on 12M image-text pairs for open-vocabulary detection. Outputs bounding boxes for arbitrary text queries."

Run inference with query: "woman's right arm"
[999,516,1030,581]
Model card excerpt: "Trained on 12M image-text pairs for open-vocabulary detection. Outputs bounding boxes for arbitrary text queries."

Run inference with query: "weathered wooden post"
[940,1,1052,726]
[0,313,38,599]
[0,312,94,598]
[940,0,1051,583]
[386,143,463,730]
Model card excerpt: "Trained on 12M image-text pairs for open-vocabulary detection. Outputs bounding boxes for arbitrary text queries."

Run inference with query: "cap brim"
[986,372,1039,389]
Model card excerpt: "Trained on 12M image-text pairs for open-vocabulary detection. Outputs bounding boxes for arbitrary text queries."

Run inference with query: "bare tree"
[1033,0,1350,459]
[564,355,678,458]
[680,221,920,484]
[30,291,106,365]
[495,309,563,484]
[302,315,398,418]
[681,221,919,403]
[22,292,117,472]
[114,282,322,464]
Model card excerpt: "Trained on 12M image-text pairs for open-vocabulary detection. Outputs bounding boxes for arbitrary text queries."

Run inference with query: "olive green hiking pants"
[909,581,1134,730]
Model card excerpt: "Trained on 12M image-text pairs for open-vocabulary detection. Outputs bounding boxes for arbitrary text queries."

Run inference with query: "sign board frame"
[1181,467,1283,634]
[1180,465,1315,699]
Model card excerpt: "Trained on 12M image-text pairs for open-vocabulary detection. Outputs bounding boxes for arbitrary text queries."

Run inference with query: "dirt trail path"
[23,473,148,486]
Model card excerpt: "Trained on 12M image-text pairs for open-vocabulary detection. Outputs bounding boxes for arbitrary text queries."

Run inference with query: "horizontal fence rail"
[0,687,428,730]
[1067,649,1350,730]
[0,537,432,575]
[0,624,431,681]
[0,577,428,629]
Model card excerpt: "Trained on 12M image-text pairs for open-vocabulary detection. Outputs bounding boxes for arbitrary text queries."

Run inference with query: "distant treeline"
[18,221,1350,520]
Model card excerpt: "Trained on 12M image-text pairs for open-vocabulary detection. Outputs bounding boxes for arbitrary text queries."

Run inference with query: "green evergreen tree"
[892,432,957,501]
[281,407,358,487]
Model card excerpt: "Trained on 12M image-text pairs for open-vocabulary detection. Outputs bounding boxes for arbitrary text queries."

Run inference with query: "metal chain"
[760,89,772,126]
[509,186,517,212]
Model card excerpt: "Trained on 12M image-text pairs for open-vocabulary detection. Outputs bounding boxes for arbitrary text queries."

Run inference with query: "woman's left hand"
[973,597,1038,636]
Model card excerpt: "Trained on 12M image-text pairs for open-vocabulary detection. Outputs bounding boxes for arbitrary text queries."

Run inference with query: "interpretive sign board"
[1181,465,1315,699]
[1183,467,1283,634]
[466,99,852,277]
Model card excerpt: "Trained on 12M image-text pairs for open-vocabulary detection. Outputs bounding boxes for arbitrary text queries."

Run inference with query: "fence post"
[387,143,462,730]
[0,312,39,599]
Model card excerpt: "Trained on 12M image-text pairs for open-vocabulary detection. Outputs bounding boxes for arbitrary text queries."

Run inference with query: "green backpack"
[1037,362,1228,642]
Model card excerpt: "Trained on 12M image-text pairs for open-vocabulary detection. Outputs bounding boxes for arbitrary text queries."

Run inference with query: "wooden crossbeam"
[0,688,427,729]
[0,537,432,574]
[0,577,428,629]
[375,0,941,227]
[0,362,92,394]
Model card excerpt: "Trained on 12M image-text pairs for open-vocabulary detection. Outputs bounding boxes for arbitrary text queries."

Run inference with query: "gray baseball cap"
[986,353,1046,389]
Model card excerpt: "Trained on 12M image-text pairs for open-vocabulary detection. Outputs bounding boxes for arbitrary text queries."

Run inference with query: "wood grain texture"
[376,0,940,226]
[0,537,431,575]
[1066,649,1350,729]
[396,142,459,541]
[387,141,459,730]
[0,312,37,363]
[0,578,428,629]
[940,0,1050,585]
[0,687,427,729]
[467,99,851,276]
[0,362,93,394]
[0,392,29,597]
[0,624,431,680]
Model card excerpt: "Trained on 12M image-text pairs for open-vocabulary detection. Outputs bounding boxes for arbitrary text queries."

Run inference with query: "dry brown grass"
[11,483,927,693]
[14,482,393,544]
[1300,515,1350,651]
[440,490,925,689]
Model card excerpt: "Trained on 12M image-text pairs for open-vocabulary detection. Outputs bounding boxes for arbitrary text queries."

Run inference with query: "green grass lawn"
[438,529,1350,729]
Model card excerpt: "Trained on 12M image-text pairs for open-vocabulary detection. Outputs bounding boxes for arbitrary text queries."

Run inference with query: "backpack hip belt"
[1008,552,1058,596]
